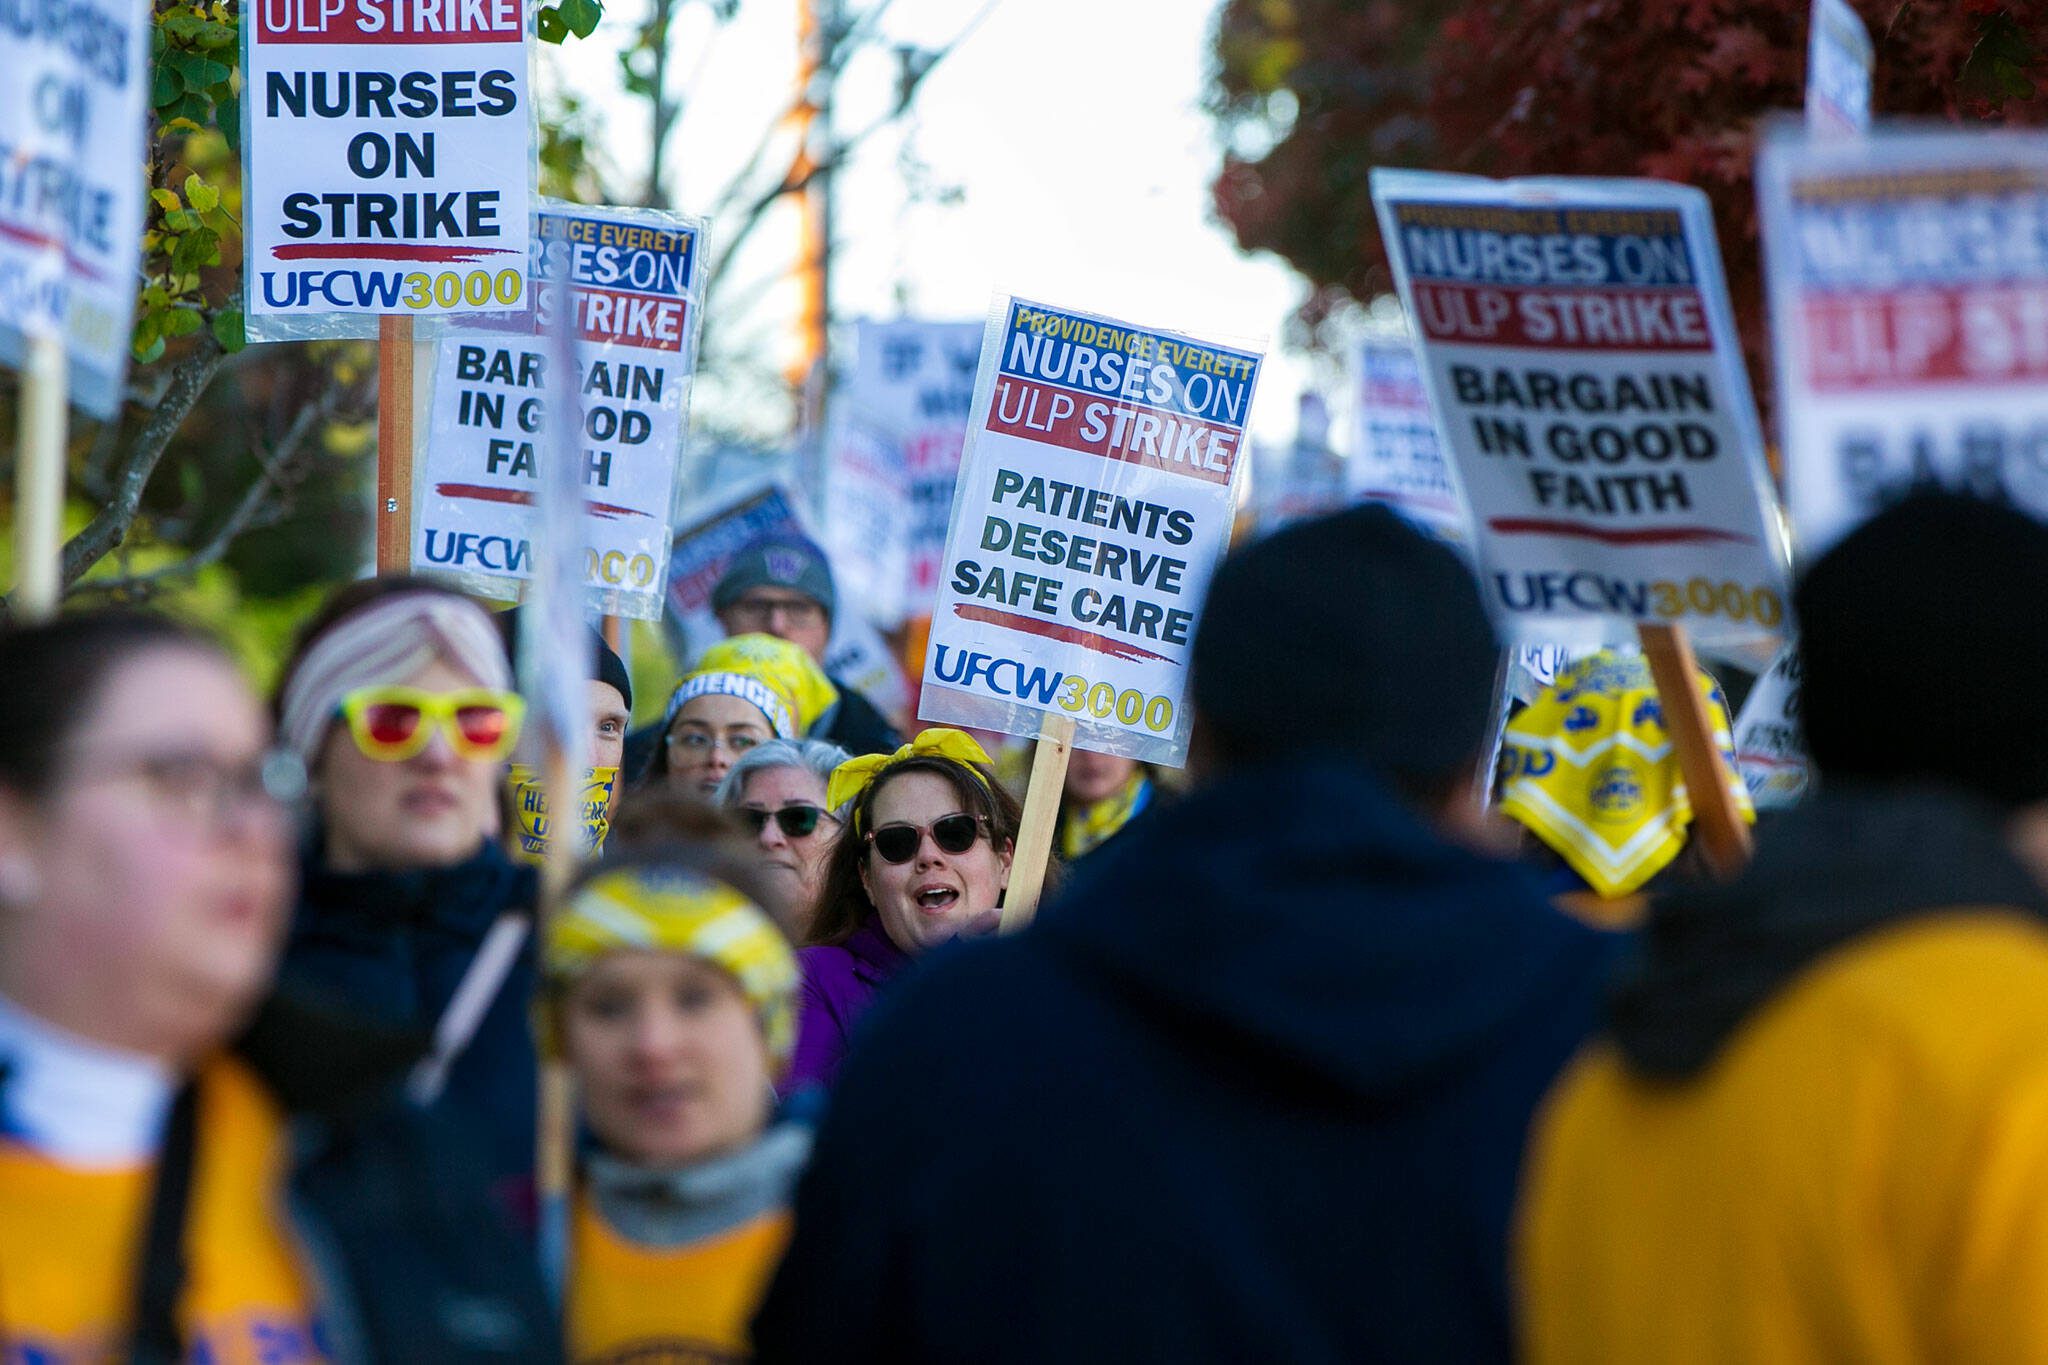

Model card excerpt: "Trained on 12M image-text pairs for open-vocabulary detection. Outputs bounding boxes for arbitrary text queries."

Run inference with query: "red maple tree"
[1211,0,2048,386]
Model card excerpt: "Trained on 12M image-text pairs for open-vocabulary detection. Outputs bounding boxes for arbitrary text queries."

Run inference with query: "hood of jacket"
[1036,759,1612,1099]
[1610,782,2048,1080]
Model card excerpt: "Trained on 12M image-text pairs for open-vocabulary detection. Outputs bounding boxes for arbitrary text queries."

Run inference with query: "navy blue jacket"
[282,837,539,1203]
[753,760,1620,1364]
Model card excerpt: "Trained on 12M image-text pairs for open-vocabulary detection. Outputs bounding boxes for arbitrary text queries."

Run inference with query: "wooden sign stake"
[1000,713,1076,932]
[1638,621,1752,878]
[375,314,416,574]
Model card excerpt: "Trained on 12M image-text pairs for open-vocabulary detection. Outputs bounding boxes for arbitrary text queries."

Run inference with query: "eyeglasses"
[867,813,985,865]
[739,804,836,839]
[666,731,763,756]
[77,749,307,831]
[337,686,526,763]
[725,596,825,630]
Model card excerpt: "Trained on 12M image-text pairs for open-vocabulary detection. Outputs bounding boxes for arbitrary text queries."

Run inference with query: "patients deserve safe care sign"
[919,297,1261,767]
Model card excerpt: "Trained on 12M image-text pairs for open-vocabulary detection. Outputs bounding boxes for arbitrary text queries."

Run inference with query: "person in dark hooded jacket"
[751,504,1619,1364]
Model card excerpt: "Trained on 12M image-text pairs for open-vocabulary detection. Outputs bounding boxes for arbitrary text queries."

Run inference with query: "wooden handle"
[1637,622,1752,878]
[375,314,416,574]
[1000,713,1077,932]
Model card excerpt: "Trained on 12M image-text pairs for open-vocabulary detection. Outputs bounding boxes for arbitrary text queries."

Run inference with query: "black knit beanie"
[496,609,633,713]
[1191,504,1499,781]
[1797,491,2048,806]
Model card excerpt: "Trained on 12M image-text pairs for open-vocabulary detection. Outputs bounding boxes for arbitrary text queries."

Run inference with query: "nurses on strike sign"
[243,0,534,341]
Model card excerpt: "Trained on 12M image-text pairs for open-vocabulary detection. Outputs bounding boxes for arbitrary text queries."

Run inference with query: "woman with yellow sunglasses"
[272,577,543,1204]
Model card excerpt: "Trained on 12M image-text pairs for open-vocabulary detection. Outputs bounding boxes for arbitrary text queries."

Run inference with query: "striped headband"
[279,592,513,765]
[661,673,797,739]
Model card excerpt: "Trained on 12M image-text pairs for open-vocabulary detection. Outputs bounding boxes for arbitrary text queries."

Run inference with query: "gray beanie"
[712,533,837,622]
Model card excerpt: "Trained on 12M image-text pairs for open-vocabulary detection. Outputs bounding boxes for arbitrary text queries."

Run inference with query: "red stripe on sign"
[1410,280,1713,351]
[272,243,517,262]
[561,285,687,352]
[1800,284,2048,391]
[951,604,1175,664]
[983,376,1238,486]
[433,483,642,520]
[1488,517,1754,545]
[0,220,107,280]
[254,0,524,42]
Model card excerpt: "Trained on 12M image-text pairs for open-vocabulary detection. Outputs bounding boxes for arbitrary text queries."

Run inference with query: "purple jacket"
[787,918,912,1092]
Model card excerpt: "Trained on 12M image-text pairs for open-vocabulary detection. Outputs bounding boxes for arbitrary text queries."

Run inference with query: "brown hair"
[803,755,1033,947]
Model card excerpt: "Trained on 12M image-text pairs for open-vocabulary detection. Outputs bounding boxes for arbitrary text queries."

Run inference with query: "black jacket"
[753,759,1620,1364]
[815,675,902,758]
[282,838,539,1199]
[162,994,560,1363]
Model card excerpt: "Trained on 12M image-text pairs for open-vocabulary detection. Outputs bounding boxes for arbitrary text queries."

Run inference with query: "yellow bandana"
[826,728,994,816]
[506,765,619,865]
[1499,651,1754,899]
[1059,772,1151,861]
[542,867,799,1072]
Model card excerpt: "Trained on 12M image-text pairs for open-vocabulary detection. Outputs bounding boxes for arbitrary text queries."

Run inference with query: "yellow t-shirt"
[1519,913,2048,1365]
[567,1190,791,1364]
[0,1056,325,1362]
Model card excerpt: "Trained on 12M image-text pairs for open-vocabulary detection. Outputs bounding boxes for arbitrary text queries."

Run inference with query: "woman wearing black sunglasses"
[782,731,1027,1092]
[714,738,851,940]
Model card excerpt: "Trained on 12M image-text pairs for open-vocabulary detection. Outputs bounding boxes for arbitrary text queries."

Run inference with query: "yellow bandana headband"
[541,866,799,1073]
[666,633,839,738]
[827,728,994,821]
[1499,650,1754,900]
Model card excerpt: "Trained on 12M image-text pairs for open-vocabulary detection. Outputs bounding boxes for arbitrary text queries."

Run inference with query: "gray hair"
[714,737,852,809]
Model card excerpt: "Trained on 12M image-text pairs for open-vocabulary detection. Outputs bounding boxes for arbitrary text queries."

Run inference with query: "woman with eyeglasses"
[646,635,837,797]
[714,738,851,940]
[0,611,554,1360]
[274,577,544,1203]
[785,730,1024,1092]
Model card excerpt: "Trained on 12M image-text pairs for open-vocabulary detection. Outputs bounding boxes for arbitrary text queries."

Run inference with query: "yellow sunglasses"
[337,686,527,763]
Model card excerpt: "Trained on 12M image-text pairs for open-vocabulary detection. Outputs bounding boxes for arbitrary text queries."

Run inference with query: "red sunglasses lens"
[363,703,423,747]
[454,705,509,747]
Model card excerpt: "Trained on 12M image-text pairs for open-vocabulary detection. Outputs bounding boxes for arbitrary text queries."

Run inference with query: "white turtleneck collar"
[0,991,175,1168]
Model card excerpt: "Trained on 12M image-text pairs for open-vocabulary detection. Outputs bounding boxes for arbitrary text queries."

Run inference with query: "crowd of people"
[2,492,2045,1362]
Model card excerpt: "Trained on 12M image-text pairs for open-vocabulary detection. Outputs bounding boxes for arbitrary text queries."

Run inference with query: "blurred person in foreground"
[752,505,1618,1363]
[1520,492,2048,1363]
[0,612,555,1360]
[644,635,835,798]
[275,578,541,1200]
[1498,648,1752,929]
[711,532,901,756]
[714,738,851,940]
[783,730,1020,1093]
[541,802,808,1362]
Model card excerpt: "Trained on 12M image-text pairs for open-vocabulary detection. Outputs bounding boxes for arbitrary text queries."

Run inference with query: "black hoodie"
[753,759,1619,1364]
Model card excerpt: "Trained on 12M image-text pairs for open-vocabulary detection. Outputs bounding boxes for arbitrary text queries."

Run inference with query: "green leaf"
[132,312,165,363]
[153,63,183,108]
[163,12,207,40]
[194,20,237,49]
[219,92,241,152]
[212,308,246,353]
[536,6,567,43]
[167,50,232,90]
[151,187,182,212]
[163,208,201,231]
[185,173,220,213]
[560,0,602,38]
[161,308,203,339]
[171,226,220,274]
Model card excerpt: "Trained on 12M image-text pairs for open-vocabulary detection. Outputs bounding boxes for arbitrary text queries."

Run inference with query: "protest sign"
[415,202,705,619]
[0,0,151,418]
[508,764,618,863]
[831,319,981,613]
[1806,0,1874,137]
[1350,330,1468,543]
[1757,127,2048,554]
[820,411,912,627]
[919,297,1262,768]
[1371,170,1791,648]
[243,0,534,342]
[1732,644,1810,809]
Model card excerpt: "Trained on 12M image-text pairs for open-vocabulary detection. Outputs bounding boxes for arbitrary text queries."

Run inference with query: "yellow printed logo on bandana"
[508,765,620,865]
[1499,651,1753,899]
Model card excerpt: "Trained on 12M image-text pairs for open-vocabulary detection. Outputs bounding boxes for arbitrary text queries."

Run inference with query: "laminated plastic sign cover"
[1757,125,2048,556]
[414,200,707,619]
[0,0,152,416]
[1733,643,1810,809]
[919,296,1263,767]
[1371,169,1791,647]
[1806,0,1874,137]
[243,0,535,342]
